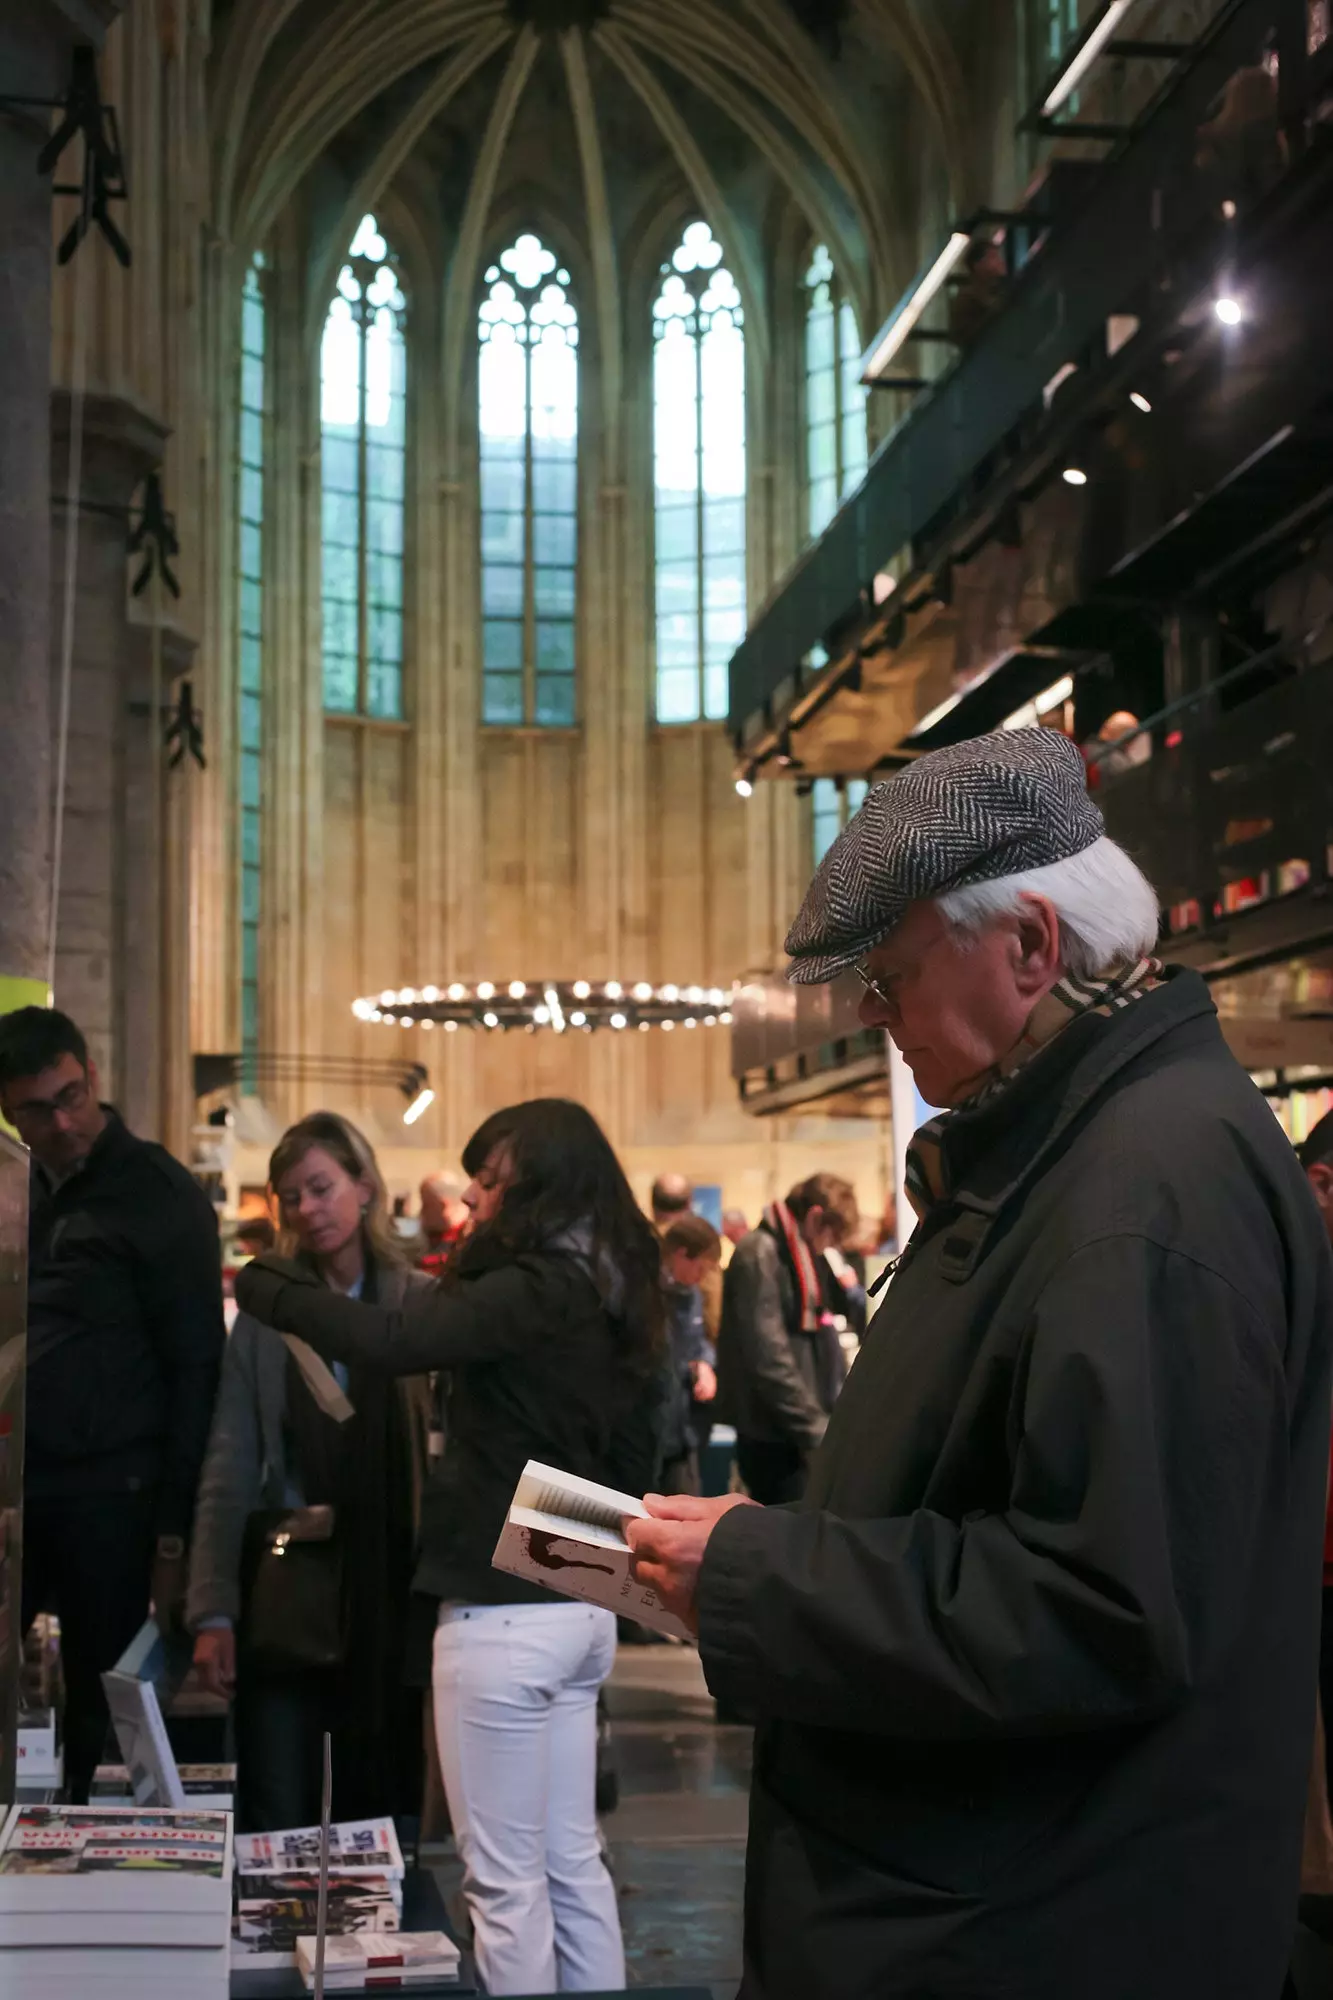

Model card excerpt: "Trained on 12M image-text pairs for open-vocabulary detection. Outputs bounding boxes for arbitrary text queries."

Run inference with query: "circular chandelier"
[352,980,735,1036]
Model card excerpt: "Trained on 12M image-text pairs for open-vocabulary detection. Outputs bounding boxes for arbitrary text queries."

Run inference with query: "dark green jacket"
[700,971,1333,2000]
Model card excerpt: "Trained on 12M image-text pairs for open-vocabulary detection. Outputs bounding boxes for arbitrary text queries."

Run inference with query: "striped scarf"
[904,957,1163,1221]
[763,1198,822,1331]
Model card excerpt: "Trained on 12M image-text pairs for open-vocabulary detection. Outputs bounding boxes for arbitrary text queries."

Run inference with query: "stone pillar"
[0,14,65,1013]
[49,391,170,1133]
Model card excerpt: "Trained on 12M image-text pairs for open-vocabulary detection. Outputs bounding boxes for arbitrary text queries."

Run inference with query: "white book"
[100,1620,187,1809]
[491,1460,693,1640]
[233,1818,405,1885]
[296,1930,461,1989]
[0,1806,233,1942]
[0,1938,228,2000]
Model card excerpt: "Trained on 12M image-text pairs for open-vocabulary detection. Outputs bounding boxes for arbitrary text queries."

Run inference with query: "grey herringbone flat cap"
[785,729,1104,985]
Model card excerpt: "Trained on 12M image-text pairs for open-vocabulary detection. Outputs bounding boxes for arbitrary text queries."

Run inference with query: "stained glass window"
[320,214,406,719]
[238,252,265,1086]
[804,244,868,541]
[653,221,746,725]
[811,776,868,868]
[479,233,579,727]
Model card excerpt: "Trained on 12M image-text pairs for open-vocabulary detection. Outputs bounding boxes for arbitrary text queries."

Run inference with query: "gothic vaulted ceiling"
[209,0,970,335]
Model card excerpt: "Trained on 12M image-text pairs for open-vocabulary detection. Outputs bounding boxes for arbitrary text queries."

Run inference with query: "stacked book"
[0,1804,232,1999]
[230,1817,406,1976]
[297,1931,461,1990]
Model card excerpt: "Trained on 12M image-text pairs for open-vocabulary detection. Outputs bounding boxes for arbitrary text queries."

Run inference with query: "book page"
[514,1461,645,1534]
[511,1506,629,1552]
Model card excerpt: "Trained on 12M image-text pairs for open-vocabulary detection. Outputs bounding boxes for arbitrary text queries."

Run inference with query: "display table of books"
[0,1807,469,1999]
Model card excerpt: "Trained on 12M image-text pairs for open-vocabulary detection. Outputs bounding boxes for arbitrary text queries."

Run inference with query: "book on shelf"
[0,1805,233,1945]
[492,1459,692,1640]
[231,1871,401,1972]
[92,1761,236,1808]
[296,1929,461,1990]
[234,1816,405,1890]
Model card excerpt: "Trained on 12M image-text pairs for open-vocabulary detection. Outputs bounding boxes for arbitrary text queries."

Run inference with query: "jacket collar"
[925,968,1218,1280]
[33,1103,131,1196]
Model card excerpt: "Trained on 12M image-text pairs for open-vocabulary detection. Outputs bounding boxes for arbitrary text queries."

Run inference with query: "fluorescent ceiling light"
[402,1086,435,1126]
[1215,295,1243,326]
[862,231,971,382]
[1130,390,1152,413]
[1044,0,1137,116]
[1062,466,1088,486]
[1003,675,1074,731]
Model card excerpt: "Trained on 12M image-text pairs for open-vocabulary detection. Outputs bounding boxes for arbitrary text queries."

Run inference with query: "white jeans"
[432,1601,624,1996]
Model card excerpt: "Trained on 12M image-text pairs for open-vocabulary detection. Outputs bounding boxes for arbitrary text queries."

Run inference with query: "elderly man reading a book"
[627,730,1333,2000]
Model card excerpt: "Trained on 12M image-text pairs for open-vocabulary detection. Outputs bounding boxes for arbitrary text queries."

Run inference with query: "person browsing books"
[234,1096,666,1998]
[186,1113,432,1831]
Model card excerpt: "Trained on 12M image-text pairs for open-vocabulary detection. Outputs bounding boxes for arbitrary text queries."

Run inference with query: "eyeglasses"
[853,963,896,1011]
[9,1076,91,1124]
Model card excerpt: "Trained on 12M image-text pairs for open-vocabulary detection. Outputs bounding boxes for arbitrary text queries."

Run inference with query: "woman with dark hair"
[235,1097,665,1997]
[187,1112,431,1830]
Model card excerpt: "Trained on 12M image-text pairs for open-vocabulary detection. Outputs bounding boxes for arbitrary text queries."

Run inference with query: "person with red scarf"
[715,1174,859,1505]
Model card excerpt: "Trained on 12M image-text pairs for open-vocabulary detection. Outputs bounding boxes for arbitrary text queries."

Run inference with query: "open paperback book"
[492,1461,692,1640]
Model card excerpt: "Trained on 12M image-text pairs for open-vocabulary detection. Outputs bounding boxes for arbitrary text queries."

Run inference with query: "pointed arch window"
[653,221,746,725]
[320,214,407,719]
[804,243,867,540]
[479,233,579,727]
[237,251,266,1085]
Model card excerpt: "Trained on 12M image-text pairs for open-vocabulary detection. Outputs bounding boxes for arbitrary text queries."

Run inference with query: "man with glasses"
[0,1006,224,1801]
[630,730,1333,2000]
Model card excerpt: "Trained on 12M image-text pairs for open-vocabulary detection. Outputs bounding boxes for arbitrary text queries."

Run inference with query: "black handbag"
[239,1503,348,1673]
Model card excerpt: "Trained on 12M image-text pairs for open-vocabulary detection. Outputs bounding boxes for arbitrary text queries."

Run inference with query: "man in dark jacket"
[0,1006,225,1800]
[629,730,1333,2000]
[716,1174,857,1504]
[659,1212,720,1495]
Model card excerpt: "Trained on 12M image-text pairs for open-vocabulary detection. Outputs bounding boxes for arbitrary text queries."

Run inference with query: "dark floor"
[423,1644,750,1996]
[605,1646,750,1994]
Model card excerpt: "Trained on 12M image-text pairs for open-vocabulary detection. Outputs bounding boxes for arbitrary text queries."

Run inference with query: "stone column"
[49,391,170,1133]
[0,14,65,1012]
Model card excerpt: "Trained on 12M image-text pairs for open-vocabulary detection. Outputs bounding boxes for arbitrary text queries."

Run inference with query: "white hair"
[935,836,1161,981]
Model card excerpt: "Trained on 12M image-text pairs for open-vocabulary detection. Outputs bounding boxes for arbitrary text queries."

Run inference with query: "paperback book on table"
[492,1460,692,1640]
[234,1816,405,1895]
[0,1806,231,1998]
[232,1872,401,1972]
[297,1928,461,1990]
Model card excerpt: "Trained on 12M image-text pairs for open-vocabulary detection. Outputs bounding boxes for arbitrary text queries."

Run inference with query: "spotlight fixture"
[735,766,755,798]
[1214,295,1243,327]
[1129,391,1152,414]
[1062,466,1088,487]
[402,1085,435,1127]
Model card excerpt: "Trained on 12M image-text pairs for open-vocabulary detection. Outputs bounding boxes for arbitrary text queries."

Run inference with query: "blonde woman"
[187,1112,430,1830]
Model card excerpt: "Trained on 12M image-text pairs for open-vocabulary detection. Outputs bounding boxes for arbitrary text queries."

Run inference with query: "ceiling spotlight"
[1221,198,1237,220]
[402,1085,435,1127]
[720,1010,733,1024]
[533,1004,550,1025]
[1214,295,1243,326]
[379,990,396,1007]
[1129,391,1152,414]
[573,980,591,999]
[1062,466,1088,487]
[444,1020,459,1033]
[508,980,526,999]
[447,982,466,1001]
[661,1019,675,1032]
[735,776,753,798]
[684,1017,697,1029]
[660,983,679,1002]
[570,1009,587,1027]
[477,981,495,1000]
[422,986,440,1003]
[633,982,653,1001]
[610,1013,627,1030]
[638,1021,651,1032]
[482,1011,499,1028]
[605,980,623,1000]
